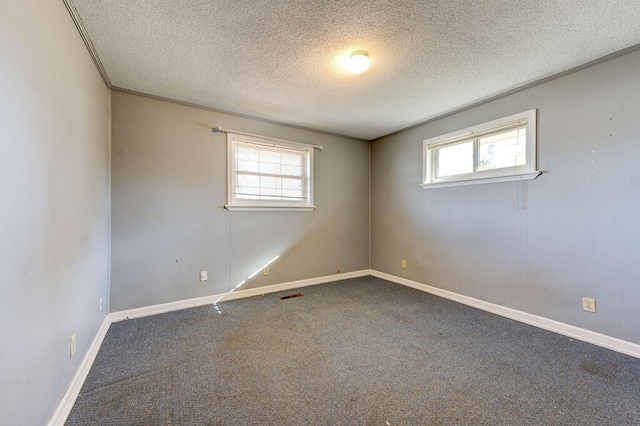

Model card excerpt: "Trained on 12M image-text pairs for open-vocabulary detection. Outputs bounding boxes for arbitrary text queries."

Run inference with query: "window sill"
[224,205,316,212]
[420,171,541,190]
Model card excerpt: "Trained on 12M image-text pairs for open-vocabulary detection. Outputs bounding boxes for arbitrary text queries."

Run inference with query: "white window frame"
[421,109,541,189]
[225,132,315,211]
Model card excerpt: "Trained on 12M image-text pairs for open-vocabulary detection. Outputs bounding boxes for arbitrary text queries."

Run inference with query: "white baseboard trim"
[49,268,640,426]
[48,316,112,426]
[108,269,371,322]
[371,269,640,359]
[48,270,370,425]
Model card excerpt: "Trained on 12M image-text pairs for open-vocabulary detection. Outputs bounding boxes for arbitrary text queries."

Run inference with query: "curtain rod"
[211,126,323,151]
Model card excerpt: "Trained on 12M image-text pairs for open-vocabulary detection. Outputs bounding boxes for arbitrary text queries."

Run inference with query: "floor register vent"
[280,293,303,300]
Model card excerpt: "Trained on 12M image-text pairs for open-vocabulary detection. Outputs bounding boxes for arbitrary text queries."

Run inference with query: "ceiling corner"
[62,0,111,88]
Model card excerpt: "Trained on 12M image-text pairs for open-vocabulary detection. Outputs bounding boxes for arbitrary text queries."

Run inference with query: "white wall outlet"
[200,271,208,282]
[263,265,269,275]
[401,259,407,268]
[70,333,76,357]
[99,297,103,312]
[582,297,596,313]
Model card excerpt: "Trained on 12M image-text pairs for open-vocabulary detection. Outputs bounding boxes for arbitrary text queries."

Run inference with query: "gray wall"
[372,50,640,345]
[110,92,370,311]
[0,0,111,424]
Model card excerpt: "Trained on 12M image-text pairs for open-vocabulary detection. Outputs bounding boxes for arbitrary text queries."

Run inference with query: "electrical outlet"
[263,265,269,275]
[582,297,596,313]
[99,297,103,312]
[401,259,407,268]
[200,271,208,282]
[70,333,76,357]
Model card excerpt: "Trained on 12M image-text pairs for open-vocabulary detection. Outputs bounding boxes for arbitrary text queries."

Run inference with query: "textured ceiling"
[72,0,640,140]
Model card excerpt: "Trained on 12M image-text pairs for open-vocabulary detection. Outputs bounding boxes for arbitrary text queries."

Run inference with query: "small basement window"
[421,109,540,189]
[226,133,315,211]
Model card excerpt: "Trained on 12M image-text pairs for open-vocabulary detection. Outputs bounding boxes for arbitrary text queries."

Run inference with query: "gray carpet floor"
[66,276,640,425]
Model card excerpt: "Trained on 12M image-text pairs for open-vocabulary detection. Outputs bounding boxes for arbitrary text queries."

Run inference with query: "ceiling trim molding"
[63,0,111,88]
[373,42,640,142]
[62,0,640,142]
[110,86,369,142]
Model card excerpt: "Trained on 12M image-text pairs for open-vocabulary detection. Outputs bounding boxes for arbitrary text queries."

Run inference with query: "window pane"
[437,141,473,177]
[478,128,526,171]
[260,187,281,197]
[236,185,259,198]
[283,177,302,189]
[282,153,302,166]
[237,146,260,161]
[283,189,303,199]
[237,159,259,173]
[282,165,301,176]
[232,139,310,204]
[237,174,259,187]
[259,161,281,175]
[260,150,281,164]
[260,176,282,189]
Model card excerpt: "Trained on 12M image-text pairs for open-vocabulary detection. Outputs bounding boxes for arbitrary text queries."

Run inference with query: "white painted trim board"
[48,270,370,425]
[48,268,640,426]
[108,269,370,322]
[47,316,111,426]
[371,270,640,360]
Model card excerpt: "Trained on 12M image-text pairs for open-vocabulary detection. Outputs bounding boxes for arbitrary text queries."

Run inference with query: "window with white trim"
[422,109,540,189]
[226,133,314,211]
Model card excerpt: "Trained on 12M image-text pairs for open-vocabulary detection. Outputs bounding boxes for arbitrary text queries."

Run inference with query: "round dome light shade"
[348,51,370,74]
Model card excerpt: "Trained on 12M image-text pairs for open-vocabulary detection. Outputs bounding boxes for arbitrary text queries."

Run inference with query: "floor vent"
[280,293,303,300]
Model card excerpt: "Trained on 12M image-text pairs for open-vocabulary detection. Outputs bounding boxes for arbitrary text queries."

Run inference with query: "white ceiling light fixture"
[347,50,370,74]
